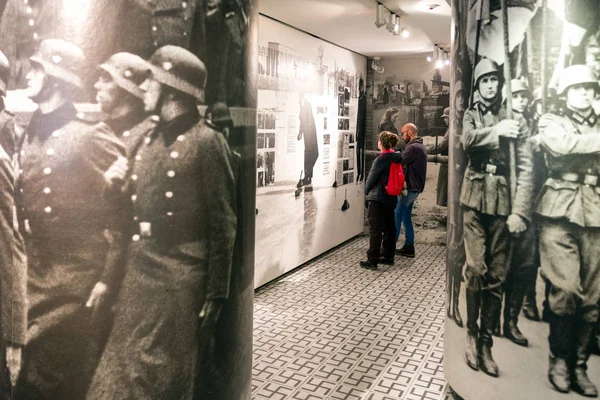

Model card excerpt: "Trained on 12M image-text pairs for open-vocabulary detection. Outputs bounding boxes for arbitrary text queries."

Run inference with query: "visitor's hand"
[507,214,527,234]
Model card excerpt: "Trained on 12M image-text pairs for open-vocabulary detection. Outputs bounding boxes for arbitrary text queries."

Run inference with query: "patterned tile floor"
[253,236,451,400]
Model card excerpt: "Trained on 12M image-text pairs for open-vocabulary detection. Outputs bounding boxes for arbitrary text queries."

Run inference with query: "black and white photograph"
[0,1,257,399]
[445,0,600,399]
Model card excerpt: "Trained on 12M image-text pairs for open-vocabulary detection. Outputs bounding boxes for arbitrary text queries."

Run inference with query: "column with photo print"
[0,1,258,399]
[445,0,600,399]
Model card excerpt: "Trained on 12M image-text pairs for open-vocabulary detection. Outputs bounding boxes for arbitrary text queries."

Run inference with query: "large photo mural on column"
[445,0,600,399]
[255,16,367,287]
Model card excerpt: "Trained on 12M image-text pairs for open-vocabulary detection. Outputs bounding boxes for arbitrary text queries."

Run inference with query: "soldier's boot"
[548,312,573,393]
[503,279,529,347]
[478,292,500,377]
[523,269,541,321]
[572,321,598,398]
[464,289,480,371]
[452,279,463,328]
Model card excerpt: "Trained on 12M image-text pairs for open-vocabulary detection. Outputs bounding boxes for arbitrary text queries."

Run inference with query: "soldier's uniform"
[533,65,600,396]
[0,50,27,399]
[461,59,533,377]
[88,46,236,400]
[14,40,125,400]
[499,79,537,346]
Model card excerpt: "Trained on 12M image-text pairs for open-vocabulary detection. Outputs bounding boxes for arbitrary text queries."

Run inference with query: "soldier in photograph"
[496,79,537,346]
[87,45,237,399]
[0,49,26,397]
[461,58,533,377]
[14,39,125,400]
[531,64,600,397]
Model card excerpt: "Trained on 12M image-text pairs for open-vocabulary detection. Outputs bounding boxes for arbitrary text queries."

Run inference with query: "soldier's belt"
[470,162,508,176]
[550,171,600,186]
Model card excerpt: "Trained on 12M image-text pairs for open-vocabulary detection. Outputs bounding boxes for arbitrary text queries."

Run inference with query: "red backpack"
[383,157,405,196]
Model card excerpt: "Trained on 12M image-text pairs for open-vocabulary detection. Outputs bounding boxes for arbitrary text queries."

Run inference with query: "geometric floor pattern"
[253,236,451,400]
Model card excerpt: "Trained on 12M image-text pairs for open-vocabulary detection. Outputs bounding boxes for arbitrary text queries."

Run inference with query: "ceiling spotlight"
[393,18,401,35]
[375,3,386,28]
[435,60,444,69]
[401,28,410,38]
[427,56,432,62]
[386,14,397,33]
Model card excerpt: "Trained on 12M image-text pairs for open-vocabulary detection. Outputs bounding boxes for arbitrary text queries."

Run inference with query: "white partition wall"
[255,16,367,288]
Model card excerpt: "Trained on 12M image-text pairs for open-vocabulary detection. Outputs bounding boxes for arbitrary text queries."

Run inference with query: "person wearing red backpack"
[360,131,403,270]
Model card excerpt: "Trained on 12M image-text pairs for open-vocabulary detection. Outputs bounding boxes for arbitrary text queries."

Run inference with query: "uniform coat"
[460,103,533,291]
[15,102,124,400]
[427,130,449,206]
[88,110,237,399]
[298,99,319,180]
[534,111,600,320]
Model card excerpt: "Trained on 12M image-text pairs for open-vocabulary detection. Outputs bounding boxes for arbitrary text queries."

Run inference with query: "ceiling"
[258,0,451,58]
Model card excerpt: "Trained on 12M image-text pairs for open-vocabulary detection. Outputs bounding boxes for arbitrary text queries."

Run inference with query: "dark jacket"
[402,137,427,192]
[365,150,403,209]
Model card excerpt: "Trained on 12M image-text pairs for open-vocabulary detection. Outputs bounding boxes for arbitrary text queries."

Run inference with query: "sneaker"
[395,244,415,258]
[359,261,377,270]
[379,257,394,265]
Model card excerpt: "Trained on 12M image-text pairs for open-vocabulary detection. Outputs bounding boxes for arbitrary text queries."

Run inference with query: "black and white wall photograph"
[0,1,258,399]
[445,0,600,398]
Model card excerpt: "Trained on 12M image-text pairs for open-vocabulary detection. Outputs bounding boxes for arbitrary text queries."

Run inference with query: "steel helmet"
[0,51,9,95]
[208,102,234,129]
[143,45,206,102]
[29,39,84,89]
[558,65,599,95]
[442,107,450,118]
[510,79,531,97]
[99,52,150,100]
[474,58,499,87]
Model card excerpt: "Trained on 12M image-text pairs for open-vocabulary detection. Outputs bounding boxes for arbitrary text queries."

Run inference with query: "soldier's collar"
[153,108,200,139]
[565,108,598,127]
[28,102,77,140]
[478,100,501,116]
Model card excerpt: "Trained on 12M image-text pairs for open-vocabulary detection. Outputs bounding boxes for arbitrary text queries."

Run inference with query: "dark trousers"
[503,226,537,323]
[367,201,396,264]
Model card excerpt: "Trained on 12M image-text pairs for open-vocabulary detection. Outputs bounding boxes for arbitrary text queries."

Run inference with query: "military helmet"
[532,87,558,103]
[144,45,206,101]
[29,39,84,89]
[442,107,450,118]
[557,65,599,95]
[0,51,9,95]
[99,52,150,100]
[510,79,531,97]
[208,102,233,129]
[474,58,499,87]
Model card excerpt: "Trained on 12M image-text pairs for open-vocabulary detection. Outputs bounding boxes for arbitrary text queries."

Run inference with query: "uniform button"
[20,150,25,156]
[170,151,179,159]
[43,167,51,175]
[145,137,151,144]
[28,19,34,26]
[44,206,51,213]
[135,155,142,161]
[19,188,23,193]
[46,148,54,156]
[167,211,173,216]
[132,234,140,242]
[123,131,130,137]
[167,170,175,178]
[43,187,51,194]
[131,194,137,201]
[33,32,38,40]
[182,1,187,7]
[153,41,158,47]
[131,174,138,181]
[177,135,185,142]
[183,31,188,36]
[26,6,32,13]
[152,26,157,31]
[165,191,173,198]
[133,216,138,221]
